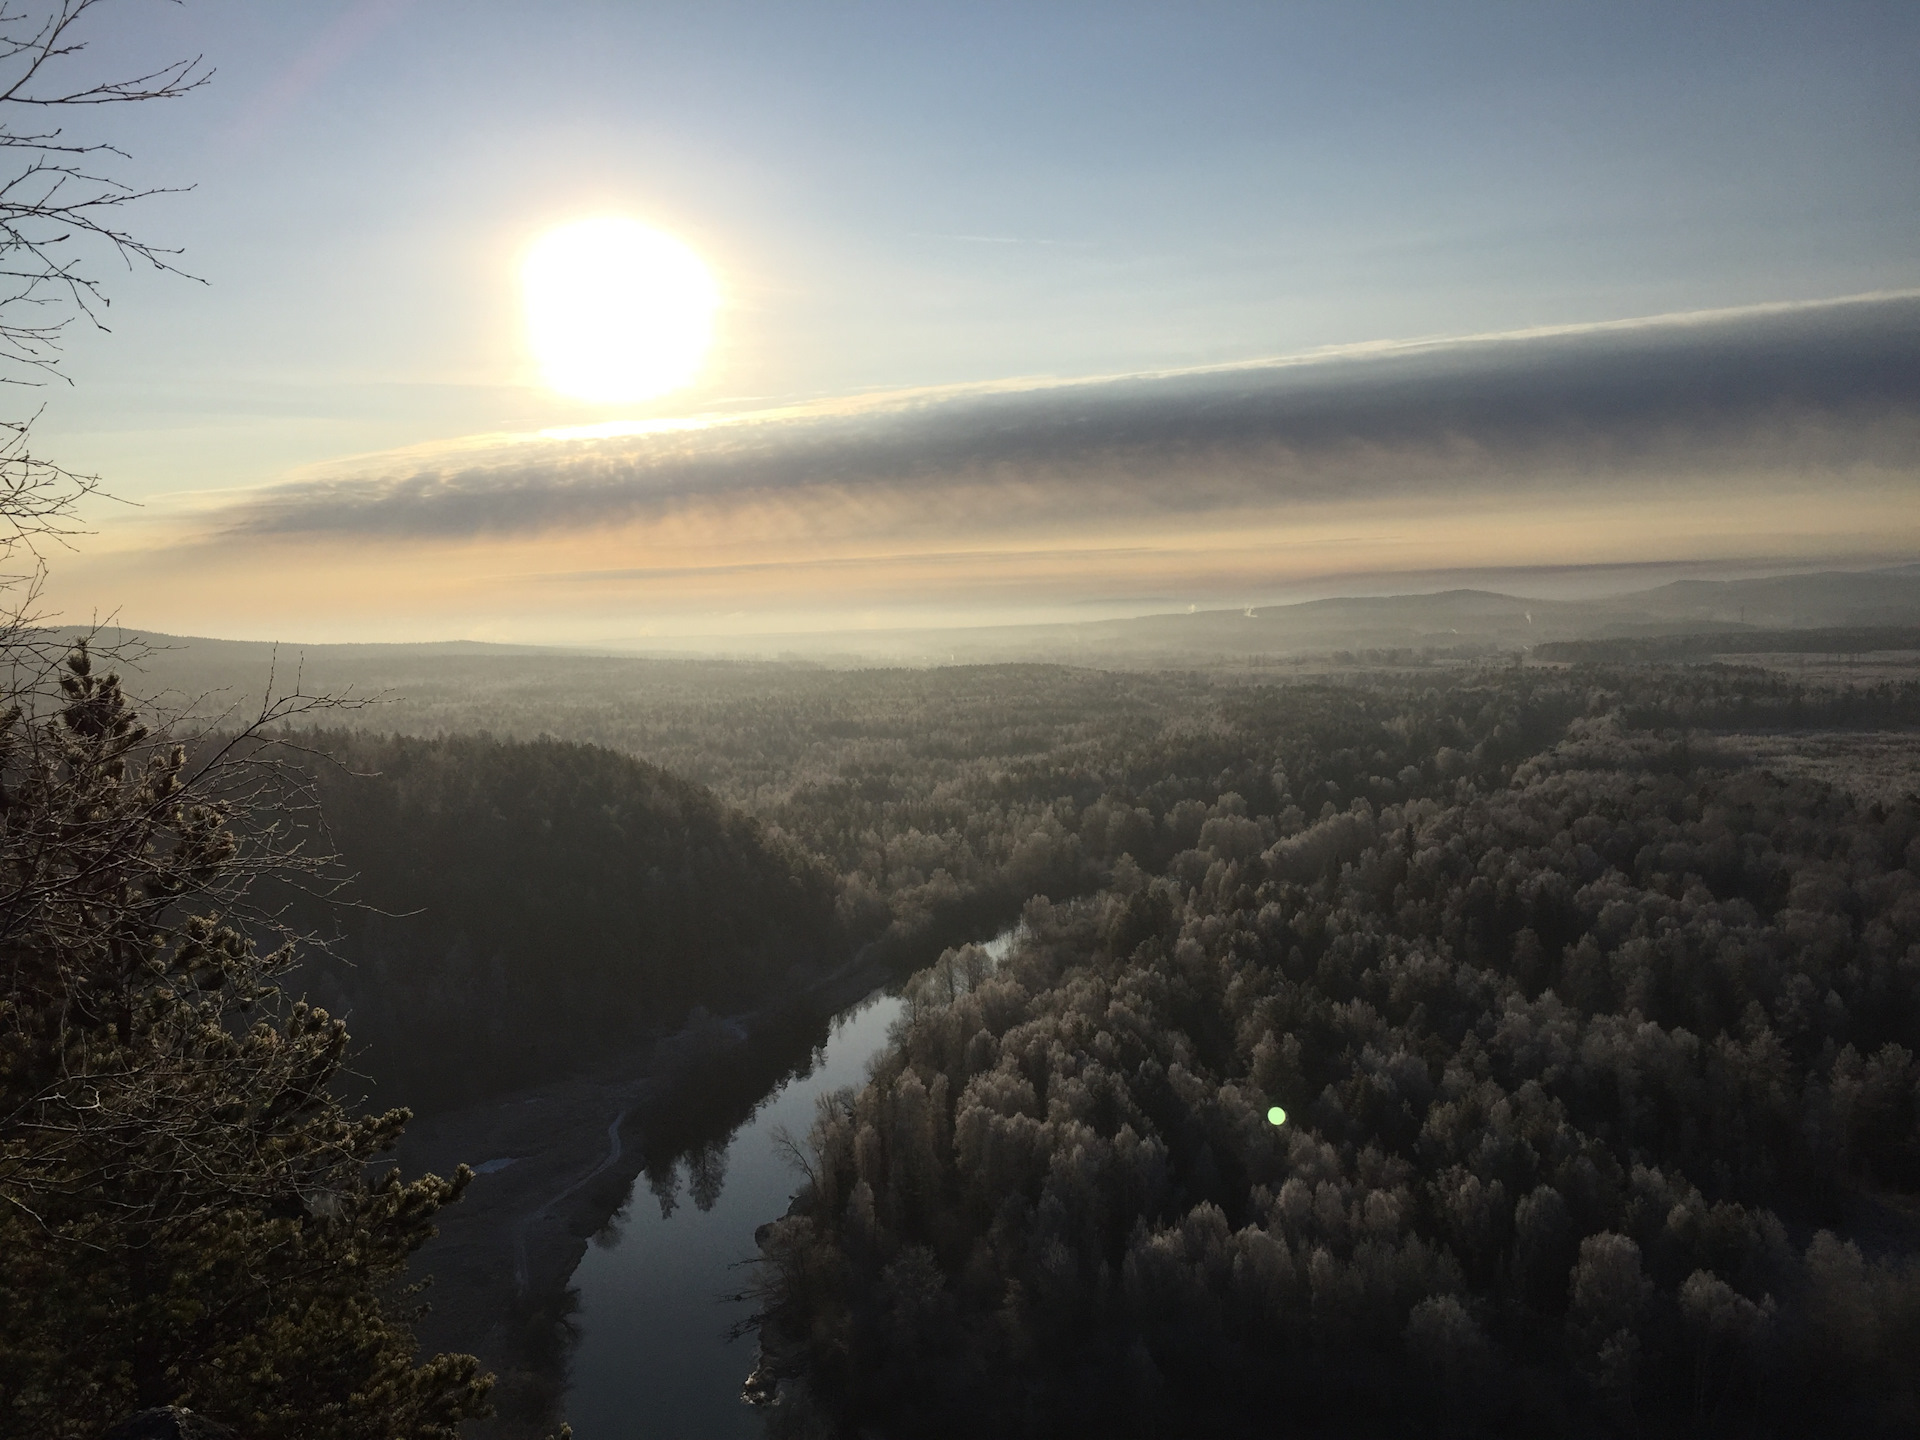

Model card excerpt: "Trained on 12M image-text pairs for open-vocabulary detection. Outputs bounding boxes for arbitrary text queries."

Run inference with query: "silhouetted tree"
[0,646,494,1439]
[0,0,208,578]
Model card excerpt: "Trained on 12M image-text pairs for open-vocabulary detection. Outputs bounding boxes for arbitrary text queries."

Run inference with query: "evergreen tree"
[0,644,492,1440]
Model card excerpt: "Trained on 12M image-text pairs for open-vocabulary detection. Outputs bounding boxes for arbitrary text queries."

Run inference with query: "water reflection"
[643,1135,729,1222]
[563,989,905,1439]
[563,932,1012,1439]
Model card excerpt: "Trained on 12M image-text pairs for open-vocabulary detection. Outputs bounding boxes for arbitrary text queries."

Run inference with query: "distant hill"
[45,564,1920,680]
[1604,569,1920,628]
[810,566,1920,666]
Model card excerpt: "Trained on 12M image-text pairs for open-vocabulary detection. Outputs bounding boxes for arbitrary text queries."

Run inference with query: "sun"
[522,217,718,405]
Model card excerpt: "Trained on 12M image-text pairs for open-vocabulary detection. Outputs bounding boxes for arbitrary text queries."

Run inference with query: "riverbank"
[393,955,900,1437]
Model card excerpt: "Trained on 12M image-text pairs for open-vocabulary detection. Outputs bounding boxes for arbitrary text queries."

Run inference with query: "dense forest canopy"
[1533,625,1920,664]
[217,659,1920,1121]
[739,663,1920,1439]
[257,732,843,1112]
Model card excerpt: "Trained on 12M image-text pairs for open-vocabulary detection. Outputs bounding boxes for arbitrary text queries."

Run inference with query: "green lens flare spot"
[1266,1106,1287,1125]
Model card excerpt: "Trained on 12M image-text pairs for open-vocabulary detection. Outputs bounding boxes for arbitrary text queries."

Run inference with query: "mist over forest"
[33,599,1912,1439]
[4,4,1919,1440]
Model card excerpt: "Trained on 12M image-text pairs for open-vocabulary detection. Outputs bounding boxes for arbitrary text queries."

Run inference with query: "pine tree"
[0,644,492,1440]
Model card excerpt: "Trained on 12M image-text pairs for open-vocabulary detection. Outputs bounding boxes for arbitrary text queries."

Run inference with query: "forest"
[227,645,1920,1439]
[8,620,1920,1439]
[732,661,1920,1439]
[1533,626,1920,664]
[261,732,843,1112]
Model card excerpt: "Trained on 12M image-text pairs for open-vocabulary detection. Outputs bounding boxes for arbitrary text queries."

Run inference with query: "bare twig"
[0,1,208,577]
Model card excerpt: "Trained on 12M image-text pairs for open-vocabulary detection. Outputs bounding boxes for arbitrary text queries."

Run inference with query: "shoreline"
[392,956,898,1436]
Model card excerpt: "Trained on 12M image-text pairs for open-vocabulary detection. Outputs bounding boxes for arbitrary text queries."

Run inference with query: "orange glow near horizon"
[48,468,1920,646]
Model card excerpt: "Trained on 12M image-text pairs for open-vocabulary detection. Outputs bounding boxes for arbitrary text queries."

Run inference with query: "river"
[561,930,1013,1438]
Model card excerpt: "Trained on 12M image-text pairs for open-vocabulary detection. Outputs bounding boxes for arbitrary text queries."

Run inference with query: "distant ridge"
[59,565,1920,673]
[41,627,591,659]
[786,567,1920,666]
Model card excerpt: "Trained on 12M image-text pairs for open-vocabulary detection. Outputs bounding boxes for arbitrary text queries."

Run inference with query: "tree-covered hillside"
[752,674,1920,1439]
[274,733,843,1111]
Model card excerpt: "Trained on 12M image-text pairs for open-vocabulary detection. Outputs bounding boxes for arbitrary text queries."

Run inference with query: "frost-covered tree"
[0,645,493,1440]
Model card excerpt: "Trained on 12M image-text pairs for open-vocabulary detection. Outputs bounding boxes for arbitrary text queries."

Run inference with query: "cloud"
[69,290,1916,645]
[188,290,1920,546]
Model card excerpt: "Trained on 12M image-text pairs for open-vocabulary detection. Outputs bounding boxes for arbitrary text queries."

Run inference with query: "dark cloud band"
[209,293,1920,542]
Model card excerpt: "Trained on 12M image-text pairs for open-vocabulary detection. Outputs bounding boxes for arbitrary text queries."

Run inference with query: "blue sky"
[29,0,1920,640]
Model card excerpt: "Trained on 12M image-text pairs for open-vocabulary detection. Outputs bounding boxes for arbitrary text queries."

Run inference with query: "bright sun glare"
[522,217,718,405]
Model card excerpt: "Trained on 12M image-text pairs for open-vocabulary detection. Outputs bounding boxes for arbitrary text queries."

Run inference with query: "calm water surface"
[566,932,1011,1439]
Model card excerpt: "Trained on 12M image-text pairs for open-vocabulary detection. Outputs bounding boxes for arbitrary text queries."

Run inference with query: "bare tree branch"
[0,1,208,580]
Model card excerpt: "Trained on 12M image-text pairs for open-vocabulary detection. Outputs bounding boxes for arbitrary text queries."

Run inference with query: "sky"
[22,1,1920,644]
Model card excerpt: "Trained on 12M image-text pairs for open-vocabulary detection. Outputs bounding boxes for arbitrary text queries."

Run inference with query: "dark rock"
[100,1408,241,1440]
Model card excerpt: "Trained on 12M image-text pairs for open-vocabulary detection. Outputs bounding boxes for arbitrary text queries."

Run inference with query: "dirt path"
[514,1105,633,1292]
[395,1060,650,1338]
